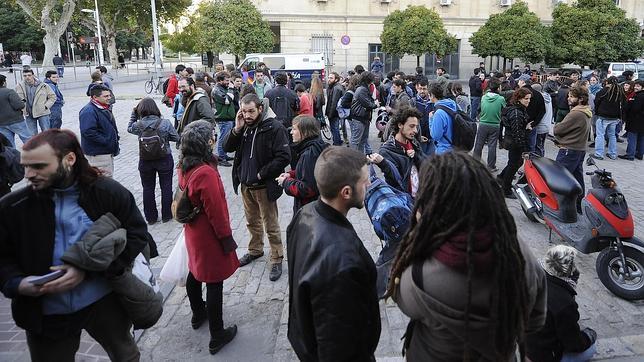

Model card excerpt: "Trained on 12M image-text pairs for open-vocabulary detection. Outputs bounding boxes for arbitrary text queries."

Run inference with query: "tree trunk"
[16,0,76,68]
[416,55,420,68]
[106,32,119,69]
[206,51,214,68]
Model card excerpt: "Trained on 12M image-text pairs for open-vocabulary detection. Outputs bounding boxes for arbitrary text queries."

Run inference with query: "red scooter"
[513,153,644,300]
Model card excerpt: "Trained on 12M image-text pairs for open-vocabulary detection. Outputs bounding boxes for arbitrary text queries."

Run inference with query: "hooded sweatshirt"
[394,239,547,361]
[430,98,458,154]
[554,105,591,151]
[479,91,506,125]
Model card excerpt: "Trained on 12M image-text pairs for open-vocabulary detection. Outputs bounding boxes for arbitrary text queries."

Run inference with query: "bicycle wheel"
[144,80,154,94]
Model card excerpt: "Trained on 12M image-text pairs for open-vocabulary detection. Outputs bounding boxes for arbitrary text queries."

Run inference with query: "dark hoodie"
[223,102,291,202]
[375,137,425,194]
[394,239,547,361]
[283,136,329,211]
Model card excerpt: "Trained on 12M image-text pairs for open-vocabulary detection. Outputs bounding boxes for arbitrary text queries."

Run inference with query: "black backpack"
[138,119,166,160]
[0,143,25,185]
[162,78,170,94]
[434,105,478,151]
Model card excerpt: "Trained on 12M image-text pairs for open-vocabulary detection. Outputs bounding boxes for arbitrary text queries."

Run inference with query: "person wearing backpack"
[325,72,345,146]
[386,152,546,361]
[0,133,25,197]
[127,98,179,224]
[265,72,299,129]
[429,81,459,154]
[212,71,238,167]
[350,71,379,154]
[165,64,189,107]
[473,78,506,172]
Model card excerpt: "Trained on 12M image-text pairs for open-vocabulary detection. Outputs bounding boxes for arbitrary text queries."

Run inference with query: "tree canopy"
[380,5,457,67]
[470,1,550,64]
[549,0,644,67]
[0,3,45,52]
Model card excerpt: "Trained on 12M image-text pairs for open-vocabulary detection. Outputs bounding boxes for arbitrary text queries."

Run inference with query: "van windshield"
[263,57,286,70]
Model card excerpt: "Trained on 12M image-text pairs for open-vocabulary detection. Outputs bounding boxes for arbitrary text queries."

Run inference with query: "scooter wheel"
[596,246,644,300]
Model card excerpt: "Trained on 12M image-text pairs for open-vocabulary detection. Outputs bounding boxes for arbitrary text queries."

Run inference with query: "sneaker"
[590,154,604,160]
[238,253,263,267]
[147,219,158,226]
[607,154,617,160]
[191,307,207,329]
[269,262,282,281]
[217,160,232,167]
[636,155,643,160]
[209,325,237,355]
[589,142,595,148]
[162,217,172,223]
[618,155,634,161]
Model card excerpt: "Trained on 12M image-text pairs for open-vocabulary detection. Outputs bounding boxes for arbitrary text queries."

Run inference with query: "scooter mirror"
[586,157,596,167]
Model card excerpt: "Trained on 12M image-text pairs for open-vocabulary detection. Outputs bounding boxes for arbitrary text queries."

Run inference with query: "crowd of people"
[1,59,641,361]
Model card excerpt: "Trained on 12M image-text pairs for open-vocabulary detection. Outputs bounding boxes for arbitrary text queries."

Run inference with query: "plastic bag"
[132,253,160,293]
[159,231,188,286]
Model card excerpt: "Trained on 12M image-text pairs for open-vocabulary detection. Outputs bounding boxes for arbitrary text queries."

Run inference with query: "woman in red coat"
[177,120,239,355]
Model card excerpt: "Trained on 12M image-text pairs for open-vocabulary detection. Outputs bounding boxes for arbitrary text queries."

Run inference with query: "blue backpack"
[365,163,414,242]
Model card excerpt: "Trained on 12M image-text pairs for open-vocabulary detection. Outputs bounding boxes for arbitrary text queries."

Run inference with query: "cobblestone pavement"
[1,81,643,361]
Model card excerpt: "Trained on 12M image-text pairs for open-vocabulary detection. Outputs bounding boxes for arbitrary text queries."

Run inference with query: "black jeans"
[186,272,224,336]
[499,146,524,193]
[26,293,139,362]
[556,148,586,212]
[138,153,174,223]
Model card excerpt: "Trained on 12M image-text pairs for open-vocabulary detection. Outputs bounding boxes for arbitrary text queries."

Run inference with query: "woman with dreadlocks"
[386,152,547,361]
[592,76,626,160]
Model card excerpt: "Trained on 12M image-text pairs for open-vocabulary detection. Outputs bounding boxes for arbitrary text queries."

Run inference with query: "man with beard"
[287,146,380,360]
[414,77,434,155]
[212,71,237,167]
[0,129,155,361]
[223,94,291,281]
[554,85,591,213]
[324,72,345,146]
[177,77,215,136]
[79,86,119,177]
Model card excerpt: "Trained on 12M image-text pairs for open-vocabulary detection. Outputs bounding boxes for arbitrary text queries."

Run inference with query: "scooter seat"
[531,157,582,196]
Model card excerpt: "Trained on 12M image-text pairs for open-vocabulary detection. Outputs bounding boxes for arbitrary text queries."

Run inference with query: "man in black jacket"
[517,74,546,154]
[223,94,291,281]
[350,71,379,154]
[325,72,344,146]
[287,146,380,361]
[265,72,299,129]
[469,68,484,119]
[0,129,155,361]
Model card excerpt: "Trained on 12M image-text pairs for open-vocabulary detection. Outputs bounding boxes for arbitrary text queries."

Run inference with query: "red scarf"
[91,99,110,110]
[433,228,495,274]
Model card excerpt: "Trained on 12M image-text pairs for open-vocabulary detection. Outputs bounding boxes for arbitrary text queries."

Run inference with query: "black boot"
[209,325,238,355]
[191,304,207,329]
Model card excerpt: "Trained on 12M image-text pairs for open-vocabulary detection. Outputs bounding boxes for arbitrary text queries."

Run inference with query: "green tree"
[0,3,45,53]
[380,5,457,67]
[550,0,644,68]
[194,0,273,65]
[470,1,550,65]
[161,22,199,55]
[13,0,77,66]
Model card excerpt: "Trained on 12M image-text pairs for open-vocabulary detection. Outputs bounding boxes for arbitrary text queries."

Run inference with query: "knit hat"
[542,245,579,288]
[517,74,531,83]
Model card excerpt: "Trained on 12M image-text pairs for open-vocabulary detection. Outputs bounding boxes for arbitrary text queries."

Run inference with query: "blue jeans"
[470,96,481,120]
[329,117,342,146]
[25,115,50,135]
[50,106,63,129]
[561,342,597,362]
[594,117,619,158]
[349,119,371,154]
[0,120,32,147]
[216,121,233,159]
[626,131,644,158]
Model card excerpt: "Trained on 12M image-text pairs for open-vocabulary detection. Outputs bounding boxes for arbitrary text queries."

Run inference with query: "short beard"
[568,100,579,108]
[348,187,364,210]
[50,162,72,189]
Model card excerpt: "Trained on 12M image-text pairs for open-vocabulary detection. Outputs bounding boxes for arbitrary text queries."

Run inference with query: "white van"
[238,53,326,87]
[599,62,639,79]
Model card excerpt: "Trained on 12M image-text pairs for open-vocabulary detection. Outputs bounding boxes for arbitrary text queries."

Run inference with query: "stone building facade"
[246,0,644,79]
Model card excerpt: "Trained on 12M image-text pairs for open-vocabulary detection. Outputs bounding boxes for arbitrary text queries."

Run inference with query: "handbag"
[159,231,189,287]
[171,165,207,223]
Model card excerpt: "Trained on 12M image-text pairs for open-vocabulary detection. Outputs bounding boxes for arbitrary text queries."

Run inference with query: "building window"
[614,0,620,5]
[424,40,461,80]
[311,34,333,66]
[368,43,400,74]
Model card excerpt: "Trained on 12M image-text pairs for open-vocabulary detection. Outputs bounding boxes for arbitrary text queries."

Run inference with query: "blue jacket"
[430,98,458,155]
[79,102,120,156]
[44,79,64,108]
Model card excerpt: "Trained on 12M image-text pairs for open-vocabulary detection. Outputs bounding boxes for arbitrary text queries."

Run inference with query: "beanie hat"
[517,74,531,83]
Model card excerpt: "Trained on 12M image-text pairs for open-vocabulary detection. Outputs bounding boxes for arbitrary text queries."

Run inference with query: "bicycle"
[317,115,332,141]
[145,75,164,94]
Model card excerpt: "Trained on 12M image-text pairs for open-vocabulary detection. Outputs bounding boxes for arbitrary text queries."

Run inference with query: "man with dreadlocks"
[386,152,547,361]
[592,76,626,160]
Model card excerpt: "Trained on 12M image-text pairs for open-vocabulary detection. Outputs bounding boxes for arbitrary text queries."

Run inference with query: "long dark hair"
[602,76,626,103]
[178,120,216,173]
[22,129,100,185]
[386,152,530,360]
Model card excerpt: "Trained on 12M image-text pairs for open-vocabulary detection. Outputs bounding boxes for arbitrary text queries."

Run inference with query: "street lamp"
[81,1,104,66]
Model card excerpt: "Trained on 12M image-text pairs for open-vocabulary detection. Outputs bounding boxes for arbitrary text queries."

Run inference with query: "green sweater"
[479,91,506,125]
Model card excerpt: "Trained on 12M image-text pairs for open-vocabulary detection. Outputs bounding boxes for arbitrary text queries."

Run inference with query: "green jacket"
[479,91,506,125]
